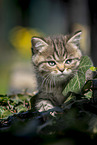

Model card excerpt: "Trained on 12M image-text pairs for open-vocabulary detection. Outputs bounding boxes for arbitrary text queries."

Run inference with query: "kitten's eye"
[65,59,72,64]
[48,61,56,66]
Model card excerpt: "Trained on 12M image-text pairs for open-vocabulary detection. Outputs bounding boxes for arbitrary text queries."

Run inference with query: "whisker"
[41,74,50,88]
[45,76,50,92]
[52,75,56,87]
[51,77,53,92]
[49,79,52,92]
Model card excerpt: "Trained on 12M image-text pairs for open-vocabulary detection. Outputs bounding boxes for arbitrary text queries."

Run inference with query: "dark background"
[0,0,97,94]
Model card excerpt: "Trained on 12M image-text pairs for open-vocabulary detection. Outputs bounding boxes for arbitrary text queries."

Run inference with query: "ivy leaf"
[84,91,92,100]
[0,106,6,118]
[62,56,93,97]
[90,66,97,71]
[15,105,28,113]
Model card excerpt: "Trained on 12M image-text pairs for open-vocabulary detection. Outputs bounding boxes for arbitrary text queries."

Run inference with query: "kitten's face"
[31,31,82,82]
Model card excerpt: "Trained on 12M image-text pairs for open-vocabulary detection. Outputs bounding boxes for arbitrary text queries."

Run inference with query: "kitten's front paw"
[50,111,57,117]
[36,100,56,116]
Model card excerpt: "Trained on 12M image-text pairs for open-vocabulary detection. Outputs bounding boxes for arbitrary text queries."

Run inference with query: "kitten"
[31,31,82,113]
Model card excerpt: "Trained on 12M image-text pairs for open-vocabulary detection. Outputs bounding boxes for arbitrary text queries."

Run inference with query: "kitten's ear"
[67,31,82,49]
[31,37,48,54]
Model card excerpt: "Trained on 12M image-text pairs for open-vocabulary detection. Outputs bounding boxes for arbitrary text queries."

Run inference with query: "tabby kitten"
[31,31,82,113]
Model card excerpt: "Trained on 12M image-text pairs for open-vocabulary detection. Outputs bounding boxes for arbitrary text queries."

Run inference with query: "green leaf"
[62,56,93,97]
[84,91,92,100]
[15,105,28,113]
[2,110,13,119]
[0,106,13,119]
[90,66,97,71]
[81,80,92,93]
[0,96,10,104]
[10,95,23,104]
[0,106,6,118]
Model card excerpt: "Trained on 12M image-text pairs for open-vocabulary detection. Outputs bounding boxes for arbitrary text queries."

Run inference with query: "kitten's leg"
[35,92,57,116]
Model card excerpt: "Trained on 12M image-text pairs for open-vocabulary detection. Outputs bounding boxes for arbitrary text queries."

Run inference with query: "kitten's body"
[31,31,82,112]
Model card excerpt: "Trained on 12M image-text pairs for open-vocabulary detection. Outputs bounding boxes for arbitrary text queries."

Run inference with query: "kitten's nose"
[59,68,64,73]
[57,64,64,73]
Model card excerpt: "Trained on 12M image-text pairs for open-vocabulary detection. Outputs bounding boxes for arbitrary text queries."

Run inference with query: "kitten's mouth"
[59,74,65,78]
[58,73,70,78]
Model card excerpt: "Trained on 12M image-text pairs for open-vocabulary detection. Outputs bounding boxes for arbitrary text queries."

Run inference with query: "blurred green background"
[0,0,97,94]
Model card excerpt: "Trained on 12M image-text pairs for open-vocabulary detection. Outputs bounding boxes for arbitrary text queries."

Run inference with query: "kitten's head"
[31,31,82,83]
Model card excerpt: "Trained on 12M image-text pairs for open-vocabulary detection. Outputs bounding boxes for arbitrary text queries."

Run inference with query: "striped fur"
[31,31,82,114]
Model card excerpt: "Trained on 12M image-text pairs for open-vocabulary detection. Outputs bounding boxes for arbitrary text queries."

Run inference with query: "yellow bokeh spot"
[9,26,44,58]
